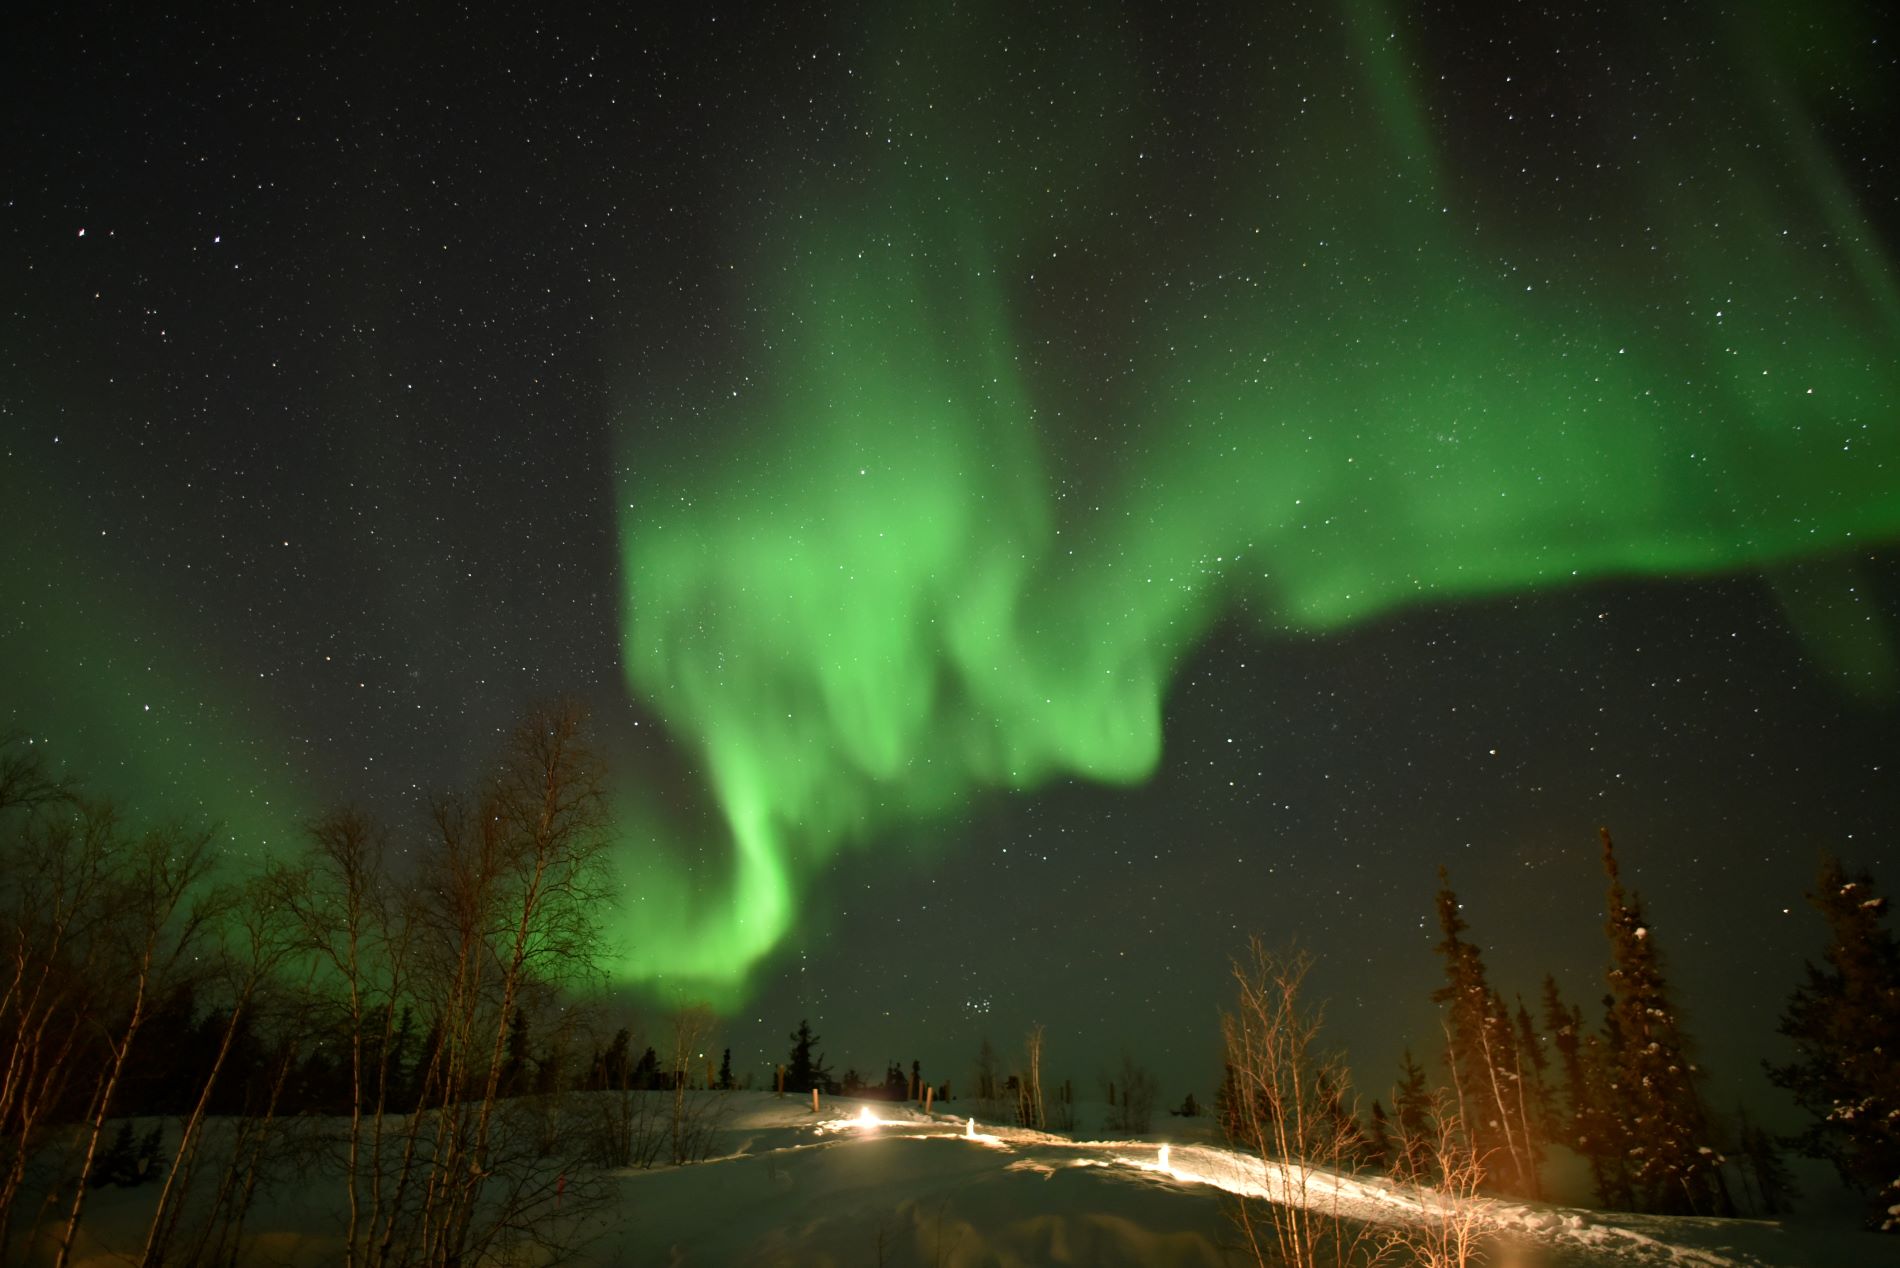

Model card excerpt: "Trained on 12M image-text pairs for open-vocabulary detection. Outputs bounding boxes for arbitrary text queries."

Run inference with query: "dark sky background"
[5,2,1898,1119]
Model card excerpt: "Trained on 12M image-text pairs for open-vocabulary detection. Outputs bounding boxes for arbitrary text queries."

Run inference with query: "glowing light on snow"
[959,1117,1006,1147]
[858,1106,880,1128]
[1158,1144,1171,1171]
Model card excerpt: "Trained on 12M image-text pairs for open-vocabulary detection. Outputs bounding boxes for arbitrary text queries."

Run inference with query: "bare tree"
[138,867,303,1267]
[667,1004,717,1165]
[0,795,110,1258]
[0,736,70,818]
[277,807,417,1268]
[1383,1087,1493,1268]
[1105,1054,1158,1135]
[584,1024,667,1169]
[179,995,305,1268]
[972,1037,1001,1122]
[1220,938,1386,1268]
[54,818,223,1268]
[1022,1025,1046,1131]
[416,700,612,1268]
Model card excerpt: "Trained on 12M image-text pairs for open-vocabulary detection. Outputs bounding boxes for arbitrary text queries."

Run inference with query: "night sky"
[6,2,1898,1112]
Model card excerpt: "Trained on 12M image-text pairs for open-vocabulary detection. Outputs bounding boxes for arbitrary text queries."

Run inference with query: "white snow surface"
[43,1094,1900,1266]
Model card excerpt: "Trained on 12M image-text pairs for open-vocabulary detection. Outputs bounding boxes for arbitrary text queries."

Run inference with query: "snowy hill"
[41,1094,1900,1267]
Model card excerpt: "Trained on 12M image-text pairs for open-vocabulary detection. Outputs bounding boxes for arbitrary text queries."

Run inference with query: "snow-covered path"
[594,1097,1896,1267]
[44,1095,1900,1266]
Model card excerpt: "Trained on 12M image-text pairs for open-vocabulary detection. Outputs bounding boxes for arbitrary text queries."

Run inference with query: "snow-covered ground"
[41,1095,1900,1266]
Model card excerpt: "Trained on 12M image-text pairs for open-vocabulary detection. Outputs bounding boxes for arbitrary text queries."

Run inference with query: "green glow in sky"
[1,464,311,857]
[611,3,1900,994]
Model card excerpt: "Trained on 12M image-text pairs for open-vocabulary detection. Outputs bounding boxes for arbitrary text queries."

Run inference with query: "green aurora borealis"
[609,2,1900,993]
[5,1,1897,1015]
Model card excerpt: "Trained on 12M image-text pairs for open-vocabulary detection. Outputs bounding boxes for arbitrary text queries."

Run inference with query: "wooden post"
[924,1085,934,1116]
[776,1065,786,1098]
[810,1088,820,1114]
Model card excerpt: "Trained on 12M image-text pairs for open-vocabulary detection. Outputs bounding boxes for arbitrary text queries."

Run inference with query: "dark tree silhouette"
[1767,853,1900,1230]
[1432,868,1542,1197]
[1598,828,1728,1215]
[785,1020,832,1094]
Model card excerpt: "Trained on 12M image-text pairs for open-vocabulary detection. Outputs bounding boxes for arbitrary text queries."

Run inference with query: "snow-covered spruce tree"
[1538,976,1579,1141]
[1541,974,1633,1208]
[1597,828,1728,1215]
[1766,852,1900,1230]
[1515,994,1557,1143]
[1432,868,1543,1197]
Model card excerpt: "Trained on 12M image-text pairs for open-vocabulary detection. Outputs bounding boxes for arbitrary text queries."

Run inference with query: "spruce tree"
[501,1007,532,1096]
[1542,975,1631,1206]
[1733,1103,1797,1218]
[1432,867,1542,1196]
[1540,976,1581,1140]
[974,1037,999,1103]
[1392,1048,1433,1180]
[1586,993,1637,1210]
[631,1045,662,1090]
[597,1027,632,1091]
[785,1020,831,1094]
[717,1047,734,1091]
[89,1122,140,1189]
[1216,1063,1245,1141]
[1515,995,1556,1142]
[1366,1100,1394,1172]
[1766,853,1900,1230]
[1597,828,1727,1215]
[1394,1050,1431,1128]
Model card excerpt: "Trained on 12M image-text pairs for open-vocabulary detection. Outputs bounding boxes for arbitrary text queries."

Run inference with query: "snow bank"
[21,1095,1900,1267]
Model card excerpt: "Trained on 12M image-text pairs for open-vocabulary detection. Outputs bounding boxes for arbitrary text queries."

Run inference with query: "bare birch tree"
[1022,1025,1046,1131]
[54,818,223,1268]
[1221,939,1387,1268]
[0,792,107,1258]
[1383,1087,1493,1268]
[138,867,302,1267]
[667,1004,718,1165]
[418,700,611,1268]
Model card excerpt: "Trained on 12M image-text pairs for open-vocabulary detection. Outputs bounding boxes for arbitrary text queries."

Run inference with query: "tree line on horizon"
[0,705,756,1268]
[1,705,1183,1268]
[4,708,1897,1267]
[1214,824,1900,1262]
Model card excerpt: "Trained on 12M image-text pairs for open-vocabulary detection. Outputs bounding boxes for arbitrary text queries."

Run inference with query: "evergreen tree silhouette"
[631,1045,662,1091]
[1733,1103,1798,1217]
[1432,867,1542,1196]
[1365,1099,1394,1172]
[1767,852,1900,1229]
[785,1020,832,1094]
[1598,828,1728,1215]
[1391,1049,1433,1180]
[501,1007,532,1096]
[1515,994,1556,1141]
